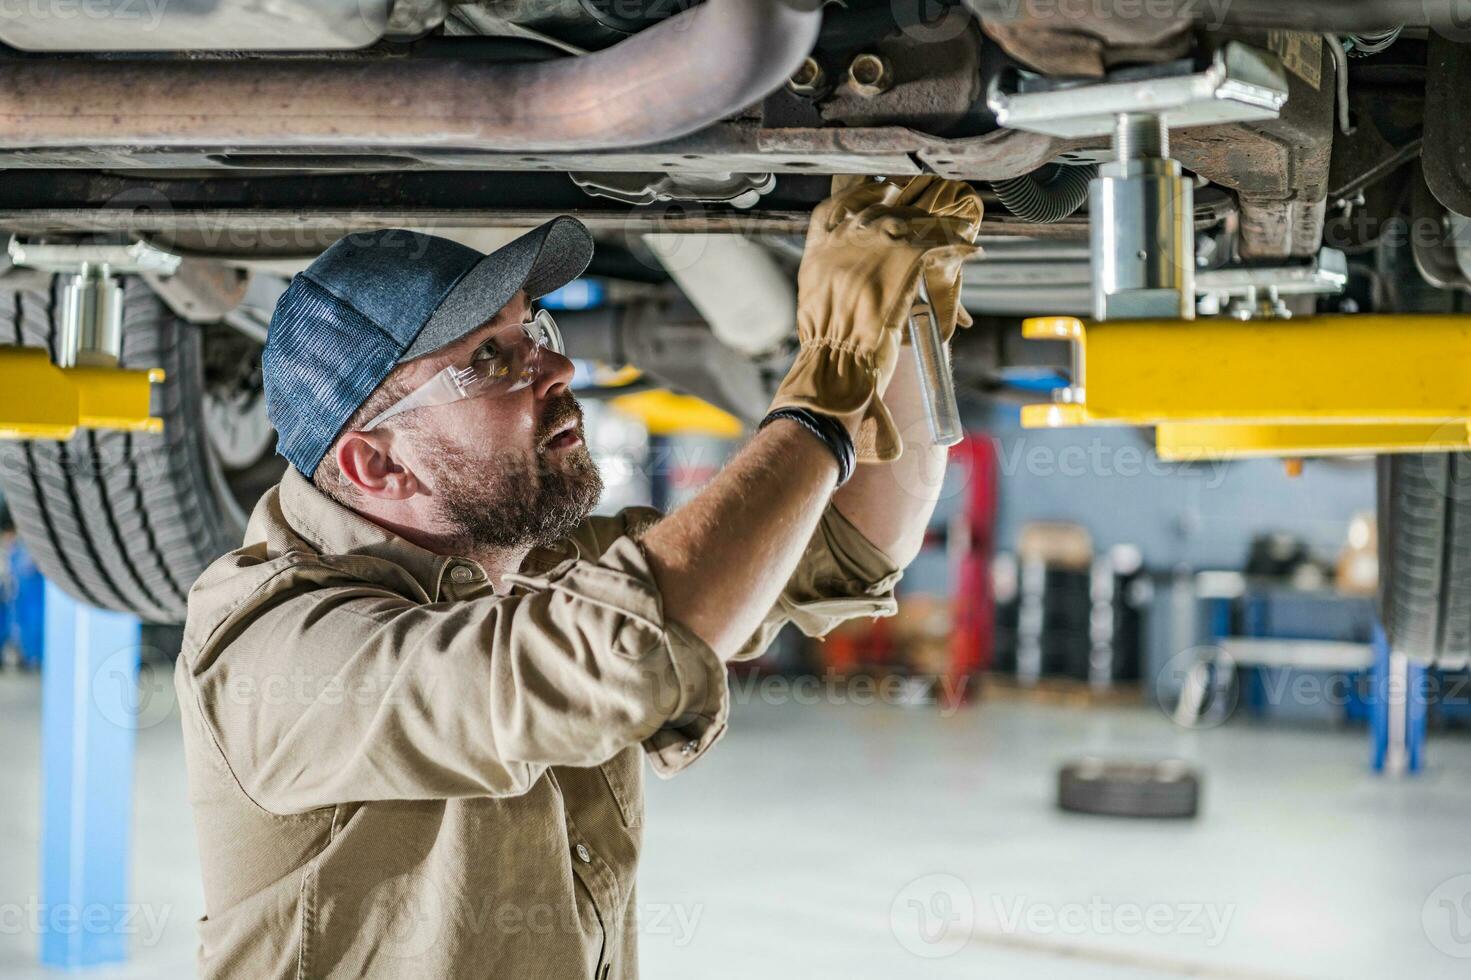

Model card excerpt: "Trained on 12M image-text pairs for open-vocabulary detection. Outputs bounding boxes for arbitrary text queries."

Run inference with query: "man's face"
[383,291,602,551]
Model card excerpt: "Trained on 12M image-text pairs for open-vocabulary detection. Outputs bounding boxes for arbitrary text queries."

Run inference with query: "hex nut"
[787,56,826,96]
[847,53,893,98]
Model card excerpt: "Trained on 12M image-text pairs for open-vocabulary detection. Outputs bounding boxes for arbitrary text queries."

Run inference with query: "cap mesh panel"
[263,275,402,478]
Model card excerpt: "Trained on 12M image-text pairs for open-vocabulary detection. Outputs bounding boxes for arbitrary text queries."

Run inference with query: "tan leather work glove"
[770,175,984,463]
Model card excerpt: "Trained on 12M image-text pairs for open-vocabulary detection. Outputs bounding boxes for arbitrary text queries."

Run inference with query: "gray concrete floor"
[3,668,1470,979]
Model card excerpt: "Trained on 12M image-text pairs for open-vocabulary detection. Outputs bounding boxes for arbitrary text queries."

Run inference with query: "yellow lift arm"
[1021,315,1471,459]
[0,347,163,440]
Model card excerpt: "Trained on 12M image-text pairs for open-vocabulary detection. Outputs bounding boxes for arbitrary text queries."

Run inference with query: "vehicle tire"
[0,277,283,624]
[1377,453,1471,669]
[1057,759,1200,819]
[1371,190,1471,668]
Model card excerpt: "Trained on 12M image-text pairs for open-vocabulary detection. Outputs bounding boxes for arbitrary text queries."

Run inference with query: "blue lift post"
[1205,589,1423,773]
[10,540,45,668]
[1370,622,1427,775]
[38,581,141,969]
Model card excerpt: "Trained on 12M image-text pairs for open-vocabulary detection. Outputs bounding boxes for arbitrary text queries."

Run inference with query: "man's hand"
[768,175,983,462]
[638,177,982,659]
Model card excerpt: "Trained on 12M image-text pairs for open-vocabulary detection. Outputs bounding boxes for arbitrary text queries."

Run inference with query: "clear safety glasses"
[363,308,564,431]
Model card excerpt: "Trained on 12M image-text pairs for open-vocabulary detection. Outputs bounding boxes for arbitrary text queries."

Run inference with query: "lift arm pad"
[0,347,163,440]
[1021,315,1471,460]
[1022,314,1471,427]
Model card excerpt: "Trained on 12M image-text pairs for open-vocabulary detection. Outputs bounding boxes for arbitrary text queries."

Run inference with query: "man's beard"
[425,393,603,552]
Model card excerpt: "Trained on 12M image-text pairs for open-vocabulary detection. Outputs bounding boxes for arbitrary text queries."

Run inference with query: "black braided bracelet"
[760,407,857,488]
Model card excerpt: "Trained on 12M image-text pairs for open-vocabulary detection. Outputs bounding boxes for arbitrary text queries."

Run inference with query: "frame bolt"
[787,56,826,96]
[847,53,893,97]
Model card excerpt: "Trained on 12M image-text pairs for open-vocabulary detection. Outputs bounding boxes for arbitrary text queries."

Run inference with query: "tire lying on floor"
[0,277,283,624]
[1057,759,1200,819]
[1378,453,1471,669]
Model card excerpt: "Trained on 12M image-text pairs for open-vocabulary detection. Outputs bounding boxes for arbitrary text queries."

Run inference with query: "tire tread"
[0,277,252,622]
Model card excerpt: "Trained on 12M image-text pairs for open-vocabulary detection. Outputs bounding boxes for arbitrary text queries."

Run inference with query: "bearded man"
[175,176,982,978]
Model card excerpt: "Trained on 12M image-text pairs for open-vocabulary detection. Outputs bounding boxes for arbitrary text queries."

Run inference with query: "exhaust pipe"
[0,0,823,153]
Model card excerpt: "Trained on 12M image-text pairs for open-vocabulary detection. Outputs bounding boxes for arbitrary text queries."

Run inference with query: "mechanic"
[174,175,983,978]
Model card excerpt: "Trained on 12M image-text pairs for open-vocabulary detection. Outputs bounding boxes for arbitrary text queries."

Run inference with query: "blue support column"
[11,541,46,668]
[1370,621,1427,775]
[38,582,141,969]
[1407,655,1428,773]
[1243,594,1269,716]
[1370,623,1388,771]
[1206,596,1232,644]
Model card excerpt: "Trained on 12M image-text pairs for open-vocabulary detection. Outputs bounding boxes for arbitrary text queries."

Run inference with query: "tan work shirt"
[175,467,900,979]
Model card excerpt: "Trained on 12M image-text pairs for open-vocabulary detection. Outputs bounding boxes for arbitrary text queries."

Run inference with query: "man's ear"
[335,431,420,500]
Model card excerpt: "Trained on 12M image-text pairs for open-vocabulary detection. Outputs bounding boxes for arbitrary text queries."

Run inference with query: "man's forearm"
[834,346,948,566]
[640,420,839,659]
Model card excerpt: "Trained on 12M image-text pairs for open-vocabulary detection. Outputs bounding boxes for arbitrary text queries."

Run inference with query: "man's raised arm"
[640,176,983,658]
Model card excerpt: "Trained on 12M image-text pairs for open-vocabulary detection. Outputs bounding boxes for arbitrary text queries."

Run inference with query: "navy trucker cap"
[262,218,594,478]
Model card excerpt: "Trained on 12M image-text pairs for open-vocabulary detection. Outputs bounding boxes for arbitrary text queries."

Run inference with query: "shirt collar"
[269,466,578,599]
[276,466,465,599]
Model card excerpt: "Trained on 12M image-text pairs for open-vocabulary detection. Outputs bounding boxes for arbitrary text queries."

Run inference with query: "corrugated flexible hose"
[991,164,1097,224]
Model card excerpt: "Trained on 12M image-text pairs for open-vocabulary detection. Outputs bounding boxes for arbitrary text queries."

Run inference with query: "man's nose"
[533,349,575,399]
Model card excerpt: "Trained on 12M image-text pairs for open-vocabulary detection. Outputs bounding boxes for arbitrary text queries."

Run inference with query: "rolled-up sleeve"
[728,504,903,663]
[503,537,728,779]
[182,535,728,813]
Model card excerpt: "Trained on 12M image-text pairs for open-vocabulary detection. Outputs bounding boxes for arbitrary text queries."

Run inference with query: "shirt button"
[449,564,476,584]
[575,844,592,864]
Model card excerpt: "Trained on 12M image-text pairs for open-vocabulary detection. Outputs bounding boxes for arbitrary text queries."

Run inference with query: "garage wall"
[901,406,1375,632]
[895,406,1379,696]
[981,405,1375,571]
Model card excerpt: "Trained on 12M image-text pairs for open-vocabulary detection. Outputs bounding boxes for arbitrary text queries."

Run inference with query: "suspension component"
[1090,113,1195,320]
[989,42,1289,321]
[2,238,172,437]
[8,238,180,368]
[991,164,1096,225]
